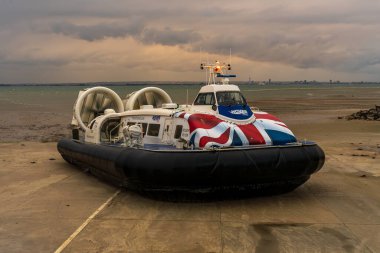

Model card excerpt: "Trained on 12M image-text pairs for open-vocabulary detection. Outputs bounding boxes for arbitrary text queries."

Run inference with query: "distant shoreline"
[0,81,203,87]
[1,81,380,86]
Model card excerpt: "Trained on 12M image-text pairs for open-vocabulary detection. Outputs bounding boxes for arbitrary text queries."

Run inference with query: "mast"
[200,60,236,85]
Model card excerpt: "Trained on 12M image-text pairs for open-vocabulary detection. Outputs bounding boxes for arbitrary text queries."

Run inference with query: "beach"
[0,84,379,252]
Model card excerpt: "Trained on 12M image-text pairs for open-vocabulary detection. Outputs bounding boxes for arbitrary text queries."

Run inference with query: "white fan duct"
[73,87,124,131]
[124,87,173,111]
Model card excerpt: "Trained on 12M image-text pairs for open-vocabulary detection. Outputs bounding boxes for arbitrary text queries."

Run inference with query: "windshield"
[216,91,247,106]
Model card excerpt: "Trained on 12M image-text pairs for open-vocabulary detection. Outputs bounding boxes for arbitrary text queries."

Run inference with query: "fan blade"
[145,92,155,106]
[137,94,147,109]
[80,92,95,125]
[92,93,104,112]
[98,96,113,112]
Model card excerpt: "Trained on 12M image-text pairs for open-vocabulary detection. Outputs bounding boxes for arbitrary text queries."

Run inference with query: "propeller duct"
[73,87,124,131]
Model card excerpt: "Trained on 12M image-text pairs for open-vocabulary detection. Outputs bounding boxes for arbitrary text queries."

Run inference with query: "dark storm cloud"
[240,3,380,25]
[49,20,202,45]
[198,31,380,72]
[51,21,144,41]
[141,27,202,46]
[196,32,328,67]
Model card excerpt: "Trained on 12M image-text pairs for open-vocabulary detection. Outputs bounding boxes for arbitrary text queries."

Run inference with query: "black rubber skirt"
[57,139,325,195]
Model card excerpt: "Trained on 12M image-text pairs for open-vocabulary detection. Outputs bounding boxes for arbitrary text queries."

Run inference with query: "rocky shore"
[344,105,380,121]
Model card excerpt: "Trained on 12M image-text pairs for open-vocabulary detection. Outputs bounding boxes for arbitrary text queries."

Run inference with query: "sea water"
[1,82,380,114]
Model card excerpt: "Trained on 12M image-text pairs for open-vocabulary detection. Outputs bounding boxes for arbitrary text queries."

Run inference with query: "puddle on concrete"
[250,223,365,253]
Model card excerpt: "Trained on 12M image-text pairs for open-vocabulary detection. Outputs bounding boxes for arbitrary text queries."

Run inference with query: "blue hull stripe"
[265,129,297,145]
[231,131,243,146]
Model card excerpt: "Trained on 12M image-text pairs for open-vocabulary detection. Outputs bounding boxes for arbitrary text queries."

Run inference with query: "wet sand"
[0,86,379,252]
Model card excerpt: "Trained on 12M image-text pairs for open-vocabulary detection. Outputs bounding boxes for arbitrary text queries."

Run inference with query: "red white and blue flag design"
[174,112,296,149]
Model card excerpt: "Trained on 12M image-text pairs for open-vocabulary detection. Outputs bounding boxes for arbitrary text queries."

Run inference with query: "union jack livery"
[174,111,297,149]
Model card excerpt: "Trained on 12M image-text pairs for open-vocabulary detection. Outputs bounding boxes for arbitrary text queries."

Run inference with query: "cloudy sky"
[1,0,380,83]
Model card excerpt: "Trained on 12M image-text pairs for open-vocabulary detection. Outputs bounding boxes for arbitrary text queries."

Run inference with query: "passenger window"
[174,125,183,139]
[147,123,160,136]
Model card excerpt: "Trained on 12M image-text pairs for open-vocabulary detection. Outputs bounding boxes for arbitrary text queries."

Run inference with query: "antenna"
[186,89,189,107]
[199,47,202,64]
[229,48,232,66]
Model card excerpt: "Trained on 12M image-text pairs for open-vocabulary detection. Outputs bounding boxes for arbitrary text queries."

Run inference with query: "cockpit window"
[216,91,247,106]
[194,93,215,105]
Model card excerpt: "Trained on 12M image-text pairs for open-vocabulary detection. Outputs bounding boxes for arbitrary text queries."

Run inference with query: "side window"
[194,93,206,105]
[194,93,215,105]
[204,93,215,105]
[174,125,183,139]
[147,123,160,136]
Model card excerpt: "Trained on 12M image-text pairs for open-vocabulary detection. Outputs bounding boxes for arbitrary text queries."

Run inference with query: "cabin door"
[162,119,174,144]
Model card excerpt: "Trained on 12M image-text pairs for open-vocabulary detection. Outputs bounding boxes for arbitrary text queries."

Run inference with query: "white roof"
[198,84,240,93]
[119,108,174,117]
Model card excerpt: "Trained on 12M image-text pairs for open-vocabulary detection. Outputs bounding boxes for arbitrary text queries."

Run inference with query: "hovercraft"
[58,61,325,196]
